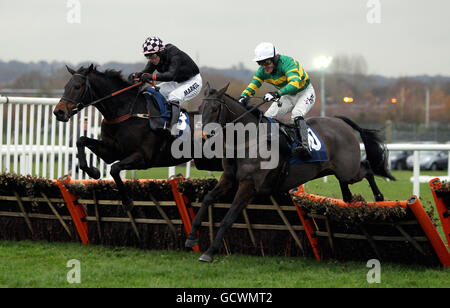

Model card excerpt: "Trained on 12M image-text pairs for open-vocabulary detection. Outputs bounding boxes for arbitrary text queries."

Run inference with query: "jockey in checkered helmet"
[128,36,202,135]
[142,36,166,55]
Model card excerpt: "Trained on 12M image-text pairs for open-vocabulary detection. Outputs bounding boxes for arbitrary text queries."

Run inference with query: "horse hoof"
[185,238,198,248]
[89,168,101,180]
[198,253,213,263]
[375,194,384,202]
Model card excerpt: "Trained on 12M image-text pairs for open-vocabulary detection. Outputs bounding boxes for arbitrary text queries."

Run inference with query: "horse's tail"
[334,115,396,181]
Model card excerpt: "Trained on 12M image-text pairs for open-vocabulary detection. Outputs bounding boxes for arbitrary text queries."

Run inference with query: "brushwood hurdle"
[0,173,448,267]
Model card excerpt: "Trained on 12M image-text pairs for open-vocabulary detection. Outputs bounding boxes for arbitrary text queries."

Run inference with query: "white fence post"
[0,96,112,180]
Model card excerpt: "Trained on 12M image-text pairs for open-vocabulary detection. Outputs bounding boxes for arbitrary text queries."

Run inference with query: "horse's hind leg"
[361,160,385,202]
[339,180,353,203]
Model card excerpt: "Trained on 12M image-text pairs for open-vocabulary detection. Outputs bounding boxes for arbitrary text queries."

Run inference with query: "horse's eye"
[74,84,81,90]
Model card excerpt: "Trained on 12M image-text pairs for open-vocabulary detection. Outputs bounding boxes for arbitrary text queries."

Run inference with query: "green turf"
[0,241,448,288]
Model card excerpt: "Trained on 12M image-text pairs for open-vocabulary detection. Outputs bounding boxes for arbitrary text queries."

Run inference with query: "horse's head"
[199,82,230,126]
[53,64,95,122]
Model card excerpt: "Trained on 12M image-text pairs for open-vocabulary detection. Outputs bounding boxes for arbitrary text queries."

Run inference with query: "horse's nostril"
[54,109,66,119]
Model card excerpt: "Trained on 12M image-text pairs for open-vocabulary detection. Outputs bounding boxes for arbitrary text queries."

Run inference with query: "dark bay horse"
[185,83,395,262]
[53,64,222,209]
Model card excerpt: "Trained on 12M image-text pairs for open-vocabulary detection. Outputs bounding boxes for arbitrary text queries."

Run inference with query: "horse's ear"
[87,64,95,75]
[203,82,211,96]
[66,65,76,75]
[216,82,230,97]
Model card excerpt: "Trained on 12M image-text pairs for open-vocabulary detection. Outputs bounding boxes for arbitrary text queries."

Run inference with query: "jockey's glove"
[238,96,250,106]
[128,72,142,82]
[139,73,156,83]
[264,91,280,102]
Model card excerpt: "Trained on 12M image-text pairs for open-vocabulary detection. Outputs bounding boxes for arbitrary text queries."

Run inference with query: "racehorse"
[185,83,395,262]
[53,64,222,210]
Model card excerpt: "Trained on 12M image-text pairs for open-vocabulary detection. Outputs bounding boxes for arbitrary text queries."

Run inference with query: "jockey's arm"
[241,71,264,98]
[279,64,308,96]
[142,61,157,75]
[153,55,181,82]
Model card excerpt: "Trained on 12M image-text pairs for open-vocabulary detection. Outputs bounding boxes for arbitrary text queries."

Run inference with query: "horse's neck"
[89,75,137,119]
[225,98,260,125]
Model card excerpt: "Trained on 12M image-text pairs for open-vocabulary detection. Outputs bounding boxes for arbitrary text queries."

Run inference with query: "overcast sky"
[1,0,449,77]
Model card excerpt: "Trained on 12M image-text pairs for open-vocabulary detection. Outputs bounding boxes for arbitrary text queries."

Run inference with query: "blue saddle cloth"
[143,88,190,139]
[265,117,329,165]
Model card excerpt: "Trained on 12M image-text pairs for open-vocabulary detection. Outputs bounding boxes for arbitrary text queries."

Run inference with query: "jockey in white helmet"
[239,42,316,160]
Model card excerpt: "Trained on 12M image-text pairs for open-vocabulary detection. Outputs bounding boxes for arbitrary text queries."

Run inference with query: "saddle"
[142,88,172,131]
[142,88,190,139]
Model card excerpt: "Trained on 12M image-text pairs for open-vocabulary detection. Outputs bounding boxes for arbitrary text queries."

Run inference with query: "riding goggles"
[257,58,274,66]
[145,53,159,60]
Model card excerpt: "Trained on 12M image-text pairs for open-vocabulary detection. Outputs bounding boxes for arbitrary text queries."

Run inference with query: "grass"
[0,241,448,288]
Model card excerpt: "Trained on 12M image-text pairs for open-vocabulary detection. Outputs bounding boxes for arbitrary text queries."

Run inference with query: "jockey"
[129,36,202,134]
[238,42,316,160]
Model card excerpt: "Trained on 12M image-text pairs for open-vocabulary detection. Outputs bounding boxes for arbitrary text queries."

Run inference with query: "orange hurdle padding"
[407,196,450,267]
[293,191,408,209]
[290,186,321,261]
[55,176,90,245]
[429,178,450,247]
[168,175,200,253]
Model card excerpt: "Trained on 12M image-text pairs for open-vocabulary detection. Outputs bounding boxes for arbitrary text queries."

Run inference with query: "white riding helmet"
[253,42,278,62]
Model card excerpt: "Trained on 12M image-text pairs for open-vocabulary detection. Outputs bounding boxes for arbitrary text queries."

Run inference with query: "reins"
[204,94,275,129]
[62,73,157,124]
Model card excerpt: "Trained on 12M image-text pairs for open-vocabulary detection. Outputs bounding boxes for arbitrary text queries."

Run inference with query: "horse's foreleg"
[110,152,146,211]
[76,136,117,179]
[185,172,235,248]
[198,179,255,263]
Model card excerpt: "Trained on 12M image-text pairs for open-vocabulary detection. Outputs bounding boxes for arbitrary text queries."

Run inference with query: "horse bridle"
[61,73,95,116]
[61,73,144,121]
[202,96,236,127]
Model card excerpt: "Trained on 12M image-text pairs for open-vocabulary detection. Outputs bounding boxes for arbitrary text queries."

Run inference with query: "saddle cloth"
[266,117,329,164]
[142,88,190,139]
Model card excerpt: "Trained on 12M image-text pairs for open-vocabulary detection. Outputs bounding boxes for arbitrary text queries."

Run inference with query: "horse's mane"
[79,65,131,87]
[95,67,131,87]
[224,93,264,120]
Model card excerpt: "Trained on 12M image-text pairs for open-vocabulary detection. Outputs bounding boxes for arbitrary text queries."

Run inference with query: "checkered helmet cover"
[142,36,165,55]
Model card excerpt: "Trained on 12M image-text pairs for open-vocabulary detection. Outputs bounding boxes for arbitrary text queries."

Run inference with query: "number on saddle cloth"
[265,117,329,164]
[143,88,172,130]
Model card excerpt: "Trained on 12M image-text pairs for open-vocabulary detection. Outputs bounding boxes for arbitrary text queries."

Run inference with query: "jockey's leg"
[167,74,203,134]
[168,100,181,135]
[293,116,312,160]
[291,84,316,159]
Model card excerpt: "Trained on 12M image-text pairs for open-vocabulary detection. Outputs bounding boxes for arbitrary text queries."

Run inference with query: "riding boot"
[168,100,181,135]
[293,116,312,160]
